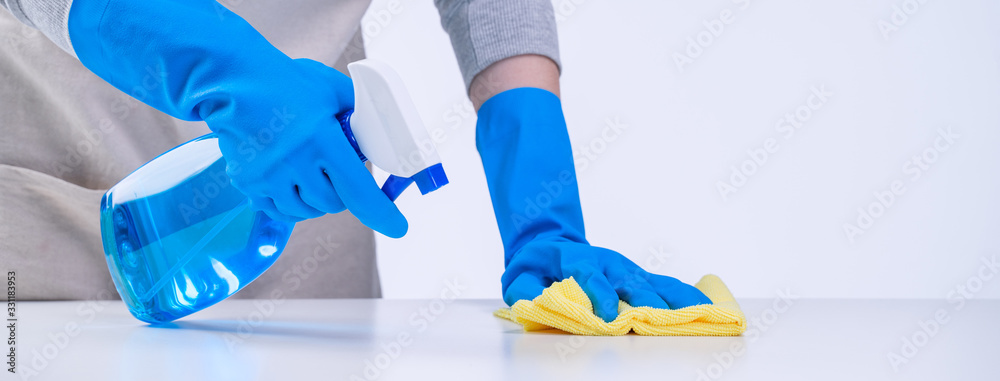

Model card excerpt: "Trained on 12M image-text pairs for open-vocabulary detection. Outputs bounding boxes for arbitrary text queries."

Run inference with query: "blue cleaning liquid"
[100,135,293,323]
[100,112,448,323]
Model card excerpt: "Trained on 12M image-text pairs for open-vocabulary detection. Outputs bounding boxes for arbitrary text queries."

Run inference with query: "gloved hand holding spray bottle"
[68,0,446,323]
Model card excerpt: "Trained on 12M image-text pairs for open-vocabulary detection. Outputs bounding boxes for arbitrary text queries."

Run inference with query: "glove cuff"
[476,87,587,264]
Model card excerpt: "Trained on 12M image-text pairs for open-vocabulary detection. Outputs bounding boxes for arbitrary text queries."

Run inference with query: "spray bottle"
[99,59,447,323]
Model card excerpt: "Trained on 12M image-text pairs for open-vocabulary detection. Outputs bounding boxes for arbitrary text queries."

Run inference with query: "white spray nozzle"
[343,59,448,200]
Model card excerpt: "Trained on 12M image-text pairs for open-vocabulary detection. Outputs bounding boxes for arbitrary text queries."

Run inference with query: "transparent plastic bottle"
[100,134,293,323]
[100,59,448,323]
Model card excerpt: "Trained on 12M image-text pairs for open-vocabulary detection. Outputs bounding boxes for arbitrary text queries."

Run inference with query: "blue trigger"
[380,175,414,202]
[380,163,449,201]
[338,110,366,162]
[339,110,449,201]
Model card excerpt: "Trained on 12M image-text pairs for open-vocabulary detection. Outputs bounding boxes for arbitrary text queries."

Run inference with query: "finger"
[296,170,347,214]
[502,272,547,307]
[269,183,325,221]
[582,275,621,323]
[248,196,301,223]
[603,265,669,309]
[321,145,408,238]
[618,287,670,309]
[648,275,713,309]
[562,261,622,322]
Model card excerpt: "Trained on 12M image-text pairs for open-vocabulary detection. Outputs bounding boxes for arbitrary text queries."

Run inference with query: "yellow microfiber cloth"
[494,274,746,336]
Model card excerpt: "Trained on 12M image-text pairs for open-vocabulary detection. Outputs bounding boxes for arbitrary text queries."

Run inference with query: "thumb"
[502,273,547,306]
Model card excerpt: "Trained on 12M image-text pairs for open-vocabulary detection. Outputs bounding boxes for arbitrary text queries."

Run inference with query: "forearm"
[471,54,574,254]
[470,54,560,111]
[434,0,561,99]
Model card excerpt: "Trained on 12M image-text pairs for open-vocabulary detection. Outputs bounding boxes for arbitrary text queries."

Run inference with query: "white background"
[361,0,1000,300]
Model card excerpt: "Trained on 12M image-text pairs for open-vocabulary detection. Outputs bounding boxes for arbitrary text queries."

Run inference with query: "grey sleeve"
[1,0,77,56]
[434,0,561,91]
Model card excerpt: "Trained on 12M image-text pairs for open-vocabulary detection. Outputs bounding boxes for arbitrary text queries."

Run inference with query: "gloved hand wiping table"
[472,64,741,333]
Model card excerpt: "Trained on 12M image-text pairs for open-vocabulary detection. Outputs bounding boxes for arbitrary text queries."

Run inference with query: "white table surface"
[7,298,998,380]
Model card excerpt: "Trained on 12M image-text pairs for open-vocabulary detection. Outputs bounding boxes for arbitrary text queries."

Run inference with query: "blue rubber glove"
[68,0,407,237]
[476,88,712,322]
